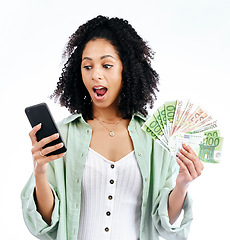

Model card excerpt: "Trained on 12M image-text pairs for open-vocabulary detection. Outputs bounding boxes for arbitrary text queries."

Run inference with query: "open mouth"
[93,86,108,99]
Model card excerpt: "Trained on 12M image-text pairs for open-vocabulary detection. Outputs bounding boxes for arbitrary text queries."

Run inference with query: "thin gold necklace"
[94,116,122,137]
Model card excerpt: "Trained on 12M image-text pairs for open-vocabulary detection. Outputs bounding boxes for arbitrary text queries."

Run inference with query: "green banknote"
[142,99,223,163]
[158,105,169,139]
[141,124,170,152]
[142,115,168,145]
[164,101,176,136]
[198,130,223,163]
[153,111,168,143]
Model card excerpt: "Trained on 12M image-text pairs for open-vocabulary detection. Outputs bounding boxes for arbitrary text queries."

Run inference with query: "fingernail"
[54,133,59,138]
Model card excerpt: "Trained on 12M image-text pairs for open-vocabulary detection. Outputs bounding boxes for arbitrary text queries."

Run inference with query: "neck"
[92,106,122,122]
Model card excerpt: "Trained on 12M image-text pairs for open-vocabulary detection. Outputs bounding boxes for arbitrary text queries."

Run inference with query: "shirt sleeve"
[152,148,193,240]
[21,164,60,240]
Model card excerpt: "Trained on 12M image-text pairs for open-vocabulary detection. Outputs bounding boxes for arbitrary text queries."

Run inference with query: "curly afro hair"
[52,15,159,120]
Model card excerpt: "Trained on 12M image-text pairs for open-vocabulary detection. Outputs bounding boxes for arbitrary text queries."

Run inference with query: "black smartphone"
[25,102,67,156]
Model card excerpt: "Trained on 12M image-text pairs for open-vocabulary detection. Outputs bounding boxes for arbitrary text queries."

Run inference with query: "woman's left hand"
[176,143,204,190]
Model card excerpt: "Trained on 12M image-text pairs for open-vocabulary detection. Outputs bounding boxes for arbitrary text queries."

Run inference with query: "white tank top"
[77,148,143,240]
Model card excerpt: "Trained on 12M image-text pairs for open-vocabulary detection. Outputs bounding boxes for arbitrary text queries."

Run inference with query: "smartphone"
[25,103,67,156]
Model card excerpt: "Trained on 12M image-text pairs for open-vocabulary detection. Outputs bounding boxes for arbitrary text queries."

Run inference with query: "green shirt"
[21,113,193,240]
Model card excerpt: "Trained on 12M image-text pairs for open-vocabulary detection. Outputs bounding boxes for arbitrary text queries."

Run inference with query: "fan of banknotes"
[142,100,223,163]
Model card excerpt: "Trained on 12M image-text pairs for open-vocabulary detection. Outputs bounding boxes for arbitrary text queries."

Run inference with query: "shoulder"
[132,113,173,162]
[57,113,83,139]
[57,113,85,129]
[132,113,152,139]
[131,113,153,151]
[57,113,82,126]
[132,112,149,125]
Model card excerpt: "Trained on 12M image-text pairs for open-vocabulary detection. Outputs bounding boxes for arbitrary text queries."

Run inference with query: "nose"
[92,67,103,80]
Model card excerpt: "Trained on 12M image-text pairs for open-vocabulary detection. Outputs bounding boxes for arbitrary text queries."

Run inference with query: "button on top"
[108,195,113,200]
[111,164,115,169]
[106,211,111,216]
[105,227,109,232]
[138,152,143,157]
[110,179,114,184]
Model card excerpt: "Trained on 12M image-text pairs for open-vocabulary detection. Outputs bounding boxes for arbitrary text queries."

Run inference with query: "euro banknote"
[141,100,223,163]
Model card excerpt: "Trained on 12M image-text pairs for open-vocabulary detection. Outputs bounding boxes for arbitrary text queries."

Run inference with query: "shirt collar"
[62,112,148,125]
[132,112,148,122]
[62,113,82,124]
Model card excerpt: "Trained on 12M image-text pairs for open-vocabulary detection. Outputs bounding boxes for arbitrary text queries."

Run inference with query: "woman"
[21,15,204,240]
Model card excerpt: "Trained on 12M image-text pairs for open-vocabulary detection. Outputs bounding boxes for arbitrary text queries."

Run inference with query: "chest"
[89,122,134,162]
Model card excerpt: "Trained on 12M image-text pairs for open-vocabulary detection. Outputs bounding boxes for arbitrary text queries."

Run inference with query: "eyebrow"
[82,55,116,61]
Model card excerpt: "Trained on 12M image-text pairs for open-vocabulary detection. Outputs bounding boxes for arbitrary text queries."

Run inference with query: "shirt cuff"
[158,188,193,237]
[21,184,60,236]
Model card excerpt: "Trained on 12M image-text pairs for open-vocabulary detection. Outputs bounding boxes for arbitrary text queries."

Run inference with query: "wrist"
[34,170,47,181]
[173,184,188,196]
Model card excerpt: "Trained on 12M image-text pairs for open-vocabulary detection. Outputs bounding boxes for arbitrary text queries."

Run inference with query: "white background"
[0,0,229,239]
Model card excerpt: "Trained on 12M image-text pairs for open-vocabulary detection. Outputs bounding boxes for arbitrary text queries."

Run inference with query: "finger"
[32,133,60,153]
[29,123,42,145]
[177,152,198,179]
[181,144,204,174]
[176,157,190,175]
[182,143,197,156]
[35,152,65,168]
[180,146,197,163]
[34,143,65,161]
[40,142,64,157]
[46,152,66,162]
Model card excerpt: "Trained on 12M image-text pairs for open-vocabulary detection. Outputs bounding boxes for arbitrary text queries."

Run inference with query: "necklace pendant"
[109,131,115,137]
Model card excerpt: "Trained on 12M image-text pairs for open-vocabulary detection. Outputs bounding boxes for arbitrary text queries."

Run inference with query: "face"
[81,38,123,111]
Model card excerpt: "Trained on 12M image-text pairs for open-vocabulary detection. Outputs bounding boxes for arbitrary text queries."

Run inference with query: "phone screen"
[25,103,67,156]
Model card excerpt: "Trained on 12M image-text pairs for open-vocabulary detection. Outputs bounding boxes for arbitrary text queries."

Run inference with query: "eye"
[83,65,92,70]
[103,64,113,69]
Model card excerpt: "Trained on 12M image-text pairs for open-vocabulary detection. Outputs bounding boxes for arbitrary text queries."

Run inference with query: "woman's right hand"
[29,123,65,175]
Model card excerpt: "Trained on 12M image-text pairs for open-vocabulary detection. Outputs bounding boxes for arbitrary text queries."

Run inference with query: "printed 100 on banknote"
[142,100,223,163]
